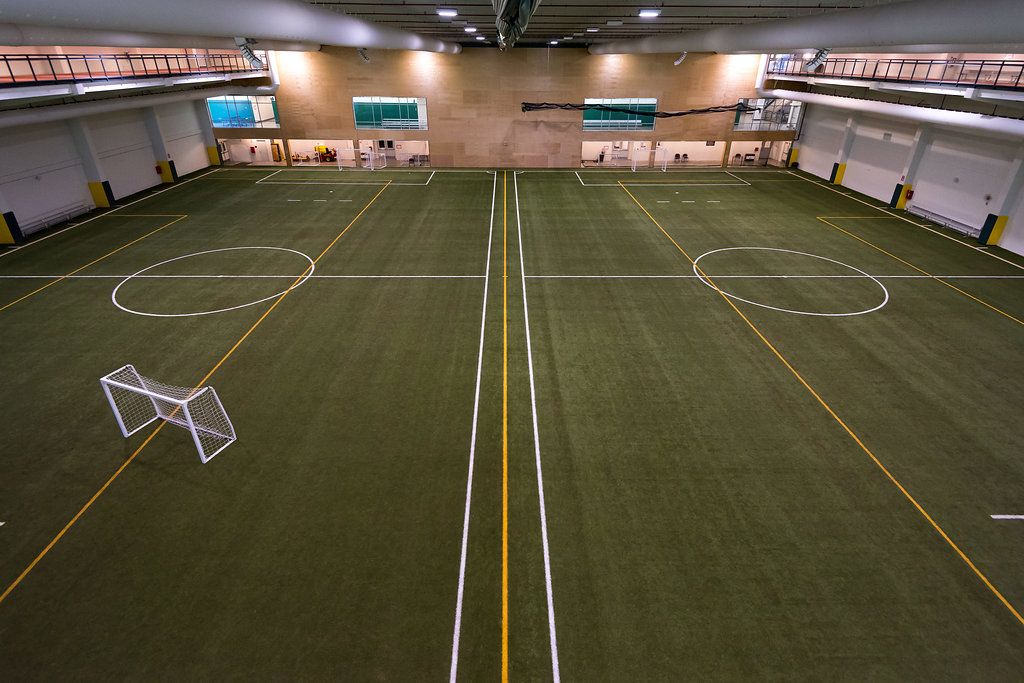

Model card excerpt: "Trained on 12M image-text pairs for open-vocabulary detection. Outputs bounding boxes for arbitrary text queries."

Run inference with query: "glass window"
[207,95,280,128]
[353,97,428,130]
[582,98,657,131]
[733,98,803,132]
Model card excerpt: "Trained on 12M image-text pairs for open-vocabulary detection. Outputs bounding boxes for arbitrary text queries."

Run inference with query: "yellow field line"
[817,216,1024,327]
[0,215,189,314]
[501,170,510,683]
[619,181,1024,627]
[0,183,391,607]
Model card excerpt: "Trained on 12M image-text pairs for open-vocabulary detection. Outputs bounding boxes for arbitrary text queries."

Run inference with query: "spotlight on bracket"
[804,47,831,71]
[357,47,370,63]
[673,51,688,66]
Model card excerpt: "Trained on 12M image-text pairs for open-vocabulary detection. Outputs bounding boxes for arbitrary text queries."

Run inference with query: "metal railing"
[767,55,1024,90]
[0,52,267,88]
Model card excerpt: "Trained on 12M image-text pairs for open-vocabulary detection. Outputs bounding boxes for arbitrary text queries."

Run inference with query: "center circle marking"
[691,247,889,317]
[111,246,315,318]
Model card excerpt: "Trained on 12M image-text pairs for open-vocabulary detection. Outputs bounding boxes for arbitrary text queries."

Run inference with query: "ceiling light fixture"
[464,26,477,33]
[606,20,623,26]
[550,40,559,45]
[475,35,486,40]
[436,8,458,17]
[586,27,599,32]
[638,8,661,18]
[673,51,687,66]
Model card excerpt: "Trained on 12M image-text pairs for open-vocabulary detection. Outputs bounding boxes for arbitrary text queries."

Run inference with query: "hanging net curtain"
[494,0,542,50]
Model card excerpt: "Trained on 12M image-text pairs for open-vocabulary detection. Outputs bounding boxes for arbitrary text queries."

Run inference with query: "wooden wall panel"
[264,47,791,167]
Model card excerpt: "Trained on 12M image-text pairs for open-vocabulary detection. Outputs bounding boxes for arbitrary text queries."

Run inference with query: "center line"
[449,172,497,682]
[513,171,561,681]
[502,170,510,683]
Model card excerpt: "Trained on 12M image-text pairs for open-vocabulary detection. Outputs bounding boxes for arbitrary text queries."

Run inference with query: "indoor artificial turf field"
[1,165,1022,678]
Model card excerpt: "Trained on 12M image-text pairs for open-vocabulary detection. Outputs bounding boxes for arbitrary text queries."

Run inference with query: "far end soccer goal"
[100,364,236,463]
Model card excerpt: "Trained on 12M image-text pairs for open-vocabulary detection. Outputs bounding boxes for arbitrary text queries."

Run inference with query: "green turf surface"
[0,166,1022,678]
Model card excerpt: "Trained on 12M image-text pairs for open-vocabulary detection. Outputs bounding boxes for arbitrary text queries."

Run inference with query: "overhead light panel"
[464,26,477,32]
[606,20,623,26]
[550,40,559,45]
[586,27,599,32]
[475,35,486,41]
[437,7,458,17]
[638,8,661,18]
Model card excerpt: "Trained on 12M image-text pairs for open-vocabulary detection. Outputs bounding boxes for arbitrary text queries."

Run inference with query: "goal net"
[100,364,236,463]
[362,150,388,170]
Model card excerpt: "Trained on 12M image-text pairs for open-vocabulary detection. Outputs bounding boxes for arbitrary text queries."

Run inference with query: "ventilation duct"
[589,0,1024,55]
[0,0,460,54]
[494,0,543,50]
[0,23,319,51]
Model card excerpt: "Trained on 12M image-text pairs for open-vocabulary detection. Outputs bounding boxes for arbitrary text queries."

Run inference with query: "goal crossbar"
[100,364,236,463]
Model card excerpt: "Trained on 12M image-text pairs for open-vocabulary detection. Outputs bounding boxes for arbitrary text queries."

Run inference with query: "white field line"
[450,171,497,682]
[0,274,483,279]
[723,170,752,186]
[0,168,219,261]
[524,274,1024,279]
[3,273,1020,280]
[573,170,748,187]
[513,170,561,682]
[789,171,1024,272]
[991,515,1024,520]
[254,169,284,184]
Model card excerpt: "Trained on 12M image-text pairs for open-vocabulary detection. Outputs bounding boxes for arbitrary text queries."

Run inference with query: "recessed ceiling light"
[475,35,486,40]
[606,20,623,26]
[563,36,573,40]
[550,40,559,45]
[464,26,477,32]
[638,8,661,18]
[436,7,458,17]
[586,27,599,32]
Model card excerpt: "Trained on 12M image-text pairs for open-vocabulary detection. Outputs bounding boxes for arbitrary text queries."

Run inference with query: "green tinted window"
[353,97,427,130]
[582,98,656,131]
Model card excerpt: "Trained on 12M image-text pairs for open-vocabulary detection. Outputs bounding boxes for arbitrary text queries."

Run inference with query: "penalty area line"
[0,182,393,608]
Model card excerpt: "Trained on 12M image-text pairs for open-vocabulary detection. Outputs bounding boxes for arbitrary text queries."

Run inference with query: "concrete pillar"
[979,143,1024,246]
[193,99,221,166]
[889,125,933,209]
[142,106,175,183]
[0,185,21,245]
[721,140,732,168]
[66,118,116,208]
[830,114,857,185]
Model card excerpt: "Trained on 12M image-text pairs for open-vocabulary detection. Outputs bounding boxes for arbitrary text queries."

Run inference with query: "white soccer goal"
[100,364,236,463]
[362,150,388,170]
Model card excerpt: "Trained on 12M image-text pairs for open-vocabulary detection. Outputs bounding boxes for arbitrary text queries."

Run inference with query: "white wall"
[157,101,208,177]
[842,116,916,201]
[1003,191,1024,255]
[0,122,93,235]
[654,141,725,165]
[910,133,1016,230]
[222,138,279,164]
[87,110,160,200]
[394,140,428,164]
[799,103,1024,255]
[796,107,846,178]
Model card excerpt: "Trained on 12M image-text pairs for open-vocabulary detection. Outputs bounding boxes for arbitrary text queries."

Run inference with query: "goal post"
[361,149,388,170]
[100,364,236,463]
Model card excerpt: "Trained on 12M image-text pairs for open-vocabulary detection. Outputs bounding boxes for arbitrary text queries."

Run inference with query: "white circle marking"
[692,247,889,317]
[112,246,315,318]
